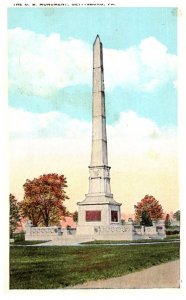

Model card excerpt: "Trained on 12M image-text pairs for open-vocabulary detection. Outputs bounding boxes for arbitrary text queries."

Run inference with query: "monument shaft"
[88,35,112,196]
[77,36,121,233]
[91,35,108,167]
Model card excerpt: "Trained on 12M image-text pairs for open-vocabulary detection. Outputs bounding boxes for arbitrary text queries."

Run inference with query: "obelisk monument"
[77,36,121,235]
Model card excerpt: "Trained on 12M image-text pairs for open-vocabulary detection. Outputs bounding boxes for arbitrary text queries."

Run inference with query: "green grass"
[165,235,180,240]
[10,242,180,289]
[10,240,51,245]
[82,236,180,244]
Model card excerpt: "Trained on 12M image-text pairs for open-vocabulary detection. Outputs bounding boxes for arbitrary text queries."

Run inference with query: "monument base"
[24,220,166,243]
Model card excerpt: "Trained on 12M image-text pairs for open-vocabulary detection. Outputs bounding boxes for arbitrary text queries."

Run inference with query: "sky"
[8,6,178,215]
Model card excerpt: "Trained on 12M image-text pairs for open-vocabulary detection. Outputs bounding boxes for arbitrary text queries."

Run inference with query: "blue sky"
[8,8,177,53]
[8,7,177,126]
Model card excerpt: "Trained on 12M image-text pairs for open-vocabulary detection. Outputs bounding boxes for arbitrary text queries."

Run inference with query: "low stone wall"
[133,221,166,240]
[24,220,166,241]
[93,224,133,240]
[25,225,63,241]
[25,220,77,241]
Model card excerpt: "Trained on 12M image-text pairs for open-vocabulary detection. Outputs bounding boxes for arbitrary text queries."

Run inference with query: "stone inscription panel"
[94,225,131,234]
[86,210,101,222]
[29,226,60,236]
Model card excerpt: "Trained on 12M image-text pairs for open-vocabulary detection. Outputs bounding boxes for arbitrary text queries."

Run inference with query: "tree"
[141,210,152,226]
[19,173,69,227]
[9,194,21,238]
[73,211,78,223]
[134,195,163,225]
[173,210,180,222]
[20,196,43,227]
[165,214,171,228]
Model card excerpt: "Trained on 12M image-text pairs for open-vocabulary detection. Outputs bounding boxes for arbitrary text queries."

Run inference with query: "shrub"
[13,232,25,242]
[166,230,180,235]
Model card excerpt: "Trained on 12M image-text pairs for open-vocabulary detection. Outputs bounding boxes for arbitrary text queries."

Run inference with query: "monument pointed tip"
[94,35,101,45]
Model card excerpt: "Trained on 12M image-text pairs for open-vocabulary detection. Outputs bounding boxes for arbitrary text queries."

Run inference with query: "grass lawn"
[10,242,179,289]
[82,235,180,244]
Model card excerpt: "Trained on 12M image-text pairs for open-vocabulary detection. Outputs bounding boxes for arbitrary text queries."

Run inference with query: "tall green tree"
[165,213,171,228]
[134,194,163,225]
[19,173,69,227]
[173,210,180,222]
[9,194,21,238]
[72,211,78,223]
[141,210,153,226]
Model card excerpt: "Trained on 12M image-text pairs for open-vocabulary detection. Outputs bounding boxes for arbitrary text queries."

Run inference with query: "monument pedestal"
[76,198,121,235]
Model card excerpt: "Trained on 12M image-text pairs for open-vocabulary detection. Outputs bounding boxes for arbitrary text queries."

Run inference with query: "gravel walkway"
[70,260,180,289]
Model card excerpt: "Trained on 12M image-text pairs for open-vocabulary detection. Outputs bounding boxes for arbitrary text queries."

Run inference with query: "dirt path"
[70,260,180,289]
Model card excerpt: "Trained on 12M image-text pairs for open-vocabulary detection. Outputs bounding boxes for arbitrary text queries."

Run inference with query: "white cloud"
[8,28,92,97]
[9,107,177,171]
[9,107,176,156]
[106,111,177,168]
[108,111,161,140]
[9,28,177,96]
[104,37,177,91]
[9,107,91,139]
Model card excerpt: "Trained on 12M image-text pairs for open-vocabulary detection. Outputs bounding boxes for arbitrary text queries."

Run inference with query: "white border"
[1,0,186,299]
[5,0,186,8]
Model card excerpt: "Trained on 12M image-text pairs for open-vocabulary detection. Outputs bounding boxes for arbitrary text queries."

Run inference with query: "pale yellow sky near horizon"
[9,111,179,215]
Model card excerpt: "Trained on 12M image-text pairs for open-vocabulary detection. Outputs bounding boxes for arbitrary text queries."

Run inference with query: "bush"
[166,230,180,235]
[166,226,180,236]
[13,232,25,242]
